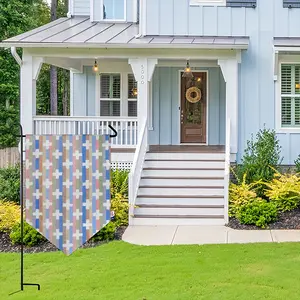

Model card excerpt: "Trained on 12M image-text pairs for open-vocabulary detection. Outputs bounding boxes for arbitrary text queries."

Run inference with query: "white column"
[129,58,157,143]
[20,51,43,135]
[218,58,239,154]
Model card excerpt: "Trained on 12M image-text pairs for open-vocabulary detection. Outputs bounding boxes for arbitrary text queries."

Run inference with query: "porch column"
[218,58,239,154]
[129,58,157,143]
[20,51,43,135]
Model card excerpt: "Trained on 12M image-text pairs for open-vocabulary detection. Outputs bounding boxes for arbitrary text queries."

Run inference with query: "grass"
[1,241,300,300]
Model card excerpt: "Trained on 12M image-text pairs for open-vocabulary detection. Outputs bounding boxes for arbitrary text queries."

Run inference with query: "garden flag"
[25,135,111,255]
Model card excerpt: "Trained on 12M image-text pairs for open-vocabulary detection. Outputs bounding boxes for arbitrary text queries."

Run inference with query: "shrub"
[111,192,129,226]
[0,200,20,233]
[111,169,129,199]
[295,155,300,174]
[0,165,20,204]
[263,170,300,212]
[236,127,282,195]
[10,222,46,247]
[236,200,278,228]
[229,173,260,217]
[91,222,117,242]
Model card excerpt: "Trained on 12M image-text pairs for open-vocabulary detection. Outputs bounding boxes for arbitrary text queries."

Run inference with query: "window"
[99,73,138,117]
[103,0,125,20]
[100,74,121,117]
[127,74,137,117]
[280,64,300,128]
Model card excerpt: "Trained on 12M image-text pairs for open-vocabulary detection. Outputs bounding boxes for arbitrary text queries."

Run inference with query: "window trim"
[190,0,226,6]
[100,0,127,22]
[276,61,300,133]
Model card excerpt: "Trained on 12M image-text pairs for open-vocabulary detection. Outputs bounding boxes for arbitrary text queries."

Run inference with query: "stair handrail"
[224,118,231,224]
[128,120,148,222]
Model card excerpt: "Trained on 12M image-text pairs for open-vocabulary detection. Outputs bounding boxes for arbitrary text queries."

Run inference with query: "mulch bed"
[0,226,127,254]
[227,208,300,230]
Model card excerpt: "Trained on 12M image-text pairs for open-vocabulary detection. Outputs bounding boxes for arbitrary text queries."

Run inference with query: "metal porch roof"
[2,17,250,49]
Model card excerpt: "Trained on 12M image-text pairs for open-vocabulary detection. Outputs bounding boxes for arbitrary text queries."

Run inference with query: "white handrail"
[128,120,148,223]
[224,118,231,224]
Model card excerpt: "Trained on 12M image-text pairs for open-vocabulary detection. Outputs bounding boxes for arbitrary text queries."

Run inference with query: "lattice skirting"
[111,162,133,170]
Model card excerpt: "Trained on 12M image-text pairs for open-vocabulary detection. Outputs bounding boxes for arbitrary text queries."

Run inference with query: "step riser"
[146,153,225,161]
[130,218,225,226]
[140,178,225,187]
[142,169,225,177]
[138,188,224,196]
[144,161,225,169]
[134,208,224,215]
[136,197,224,206]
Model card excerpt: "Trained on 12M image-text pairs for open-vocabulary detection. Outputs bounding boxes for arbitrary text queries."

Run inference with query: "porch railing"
[33,116,138,148]
[224,118,231,224]
[128,120,148,223]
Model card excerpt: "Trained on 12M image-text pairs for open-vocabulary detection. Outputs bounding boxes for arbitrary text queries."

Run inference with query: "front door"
[180,72,207,143]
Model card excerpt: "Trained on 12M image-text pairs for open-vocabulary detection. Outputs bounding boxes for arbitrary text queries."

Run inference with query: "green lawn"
[1,241,300,300]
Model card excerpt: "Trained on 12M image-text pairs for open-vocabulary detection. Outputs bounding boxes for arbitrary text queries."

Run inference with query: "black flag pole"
[17,124,40,291]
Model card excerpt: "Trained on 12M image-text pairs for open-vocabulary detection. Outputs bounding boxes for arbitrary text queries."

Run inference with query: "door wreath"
[186,87,201,103]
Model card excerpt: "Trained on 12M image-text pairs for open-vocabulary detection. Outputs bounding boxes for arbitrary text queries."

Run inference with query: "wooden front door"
[180,72,207,144]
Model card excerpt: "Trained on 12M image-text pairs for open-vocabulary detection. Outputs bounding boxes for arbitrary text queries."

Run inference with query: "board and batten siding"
[149,67,226,146]
[73,0,90,16]
[146,0,300,164]
[72,67,96,116]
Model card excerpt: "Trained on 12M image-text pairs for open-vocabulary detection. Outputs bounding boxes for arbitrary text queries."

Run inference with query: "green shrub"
[229,172,261,217]
[111,169,129,199]
[236,127,282,196]
[0,200,20,233]
[10,222,46,247]
[295,155,300,174]
[91,222,117,242]
[236,200,278,228]
[263,170,300,212]
[111,192,129,226]
[0,165,20,204]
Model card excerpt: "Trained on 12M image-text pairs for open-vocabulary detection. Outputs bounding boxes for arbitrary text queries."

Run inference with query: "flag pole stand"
[17,124,40,291]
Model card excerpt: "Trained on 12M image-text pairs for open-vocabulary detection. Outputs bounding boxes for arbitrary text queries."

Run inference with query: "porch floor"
[149,145,225,153]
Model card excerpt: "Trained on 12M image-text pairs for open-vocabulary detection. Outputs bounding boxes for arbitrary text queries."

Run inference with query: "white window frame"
[99,72,122,117]
[276,60,300,133]
[190,0,226,6]
[100,0,127,22]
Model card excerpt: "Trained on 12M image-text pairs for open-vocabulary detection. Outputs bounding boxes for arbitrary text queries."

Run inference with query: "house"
[2,0,300,226]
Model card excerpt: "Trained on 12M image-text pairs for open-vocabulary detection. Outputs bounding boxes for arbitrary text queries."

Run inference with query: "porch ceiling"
[1,17,249,50]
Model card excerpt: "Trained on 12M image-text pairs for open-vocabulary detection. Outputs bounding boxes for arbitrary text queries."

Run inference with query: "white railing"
[33,116,138,148]
[128,120,148,223]
[224,118,231,224]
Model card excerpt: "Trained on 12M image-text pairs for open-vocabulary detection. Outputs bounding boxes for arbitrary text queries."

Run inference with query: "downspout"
[11,47,22,66]
[135,0,144,38]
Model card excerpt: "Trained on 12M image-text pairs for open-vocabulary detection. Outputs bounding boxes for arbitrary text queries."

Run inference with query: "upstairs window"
[280,64,300,128]
[102,0,126,21]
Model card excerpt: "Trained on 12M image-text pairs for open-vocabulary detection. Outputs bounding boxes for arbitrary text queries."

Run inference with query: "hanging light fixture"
[132,87,138,97]
[182,60,193,78]
[93,60,98,72]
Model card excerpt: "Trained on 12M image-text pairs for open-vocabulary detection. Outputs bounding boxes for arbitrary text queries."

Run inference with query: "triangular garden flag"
[25,135,111,255]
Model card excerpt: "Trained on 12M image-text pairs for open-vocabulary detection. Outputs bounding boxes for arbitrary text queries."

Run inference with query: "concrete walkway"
[122,225,300,246]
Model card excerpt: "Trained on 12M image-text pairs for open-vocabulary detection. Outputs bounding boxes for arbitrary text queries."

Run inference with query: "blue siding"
[149,67,225,146]
[145,0,300,164]
[73,0,90,16]
[73,67,95,116]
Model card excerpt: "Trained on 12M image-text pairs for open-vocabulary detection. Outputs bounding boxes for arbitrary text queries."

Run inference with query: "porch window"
[281,64,300,127]
[103,0,125,20]
[127,74,137,117]
[100,74,121,117]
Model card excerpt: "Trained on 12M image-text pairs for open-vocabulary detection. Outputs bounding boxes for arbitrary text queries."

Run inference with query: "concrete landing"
[122,226,300,246]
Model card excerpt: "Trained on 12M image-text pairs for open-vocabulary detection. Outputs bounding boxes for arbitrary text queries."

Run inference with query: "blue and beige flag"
[25,135,111,255]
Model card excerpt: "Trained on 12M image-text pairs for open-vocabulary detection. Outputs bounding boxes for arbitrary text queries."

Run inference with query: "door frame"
[178,69,209,145]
